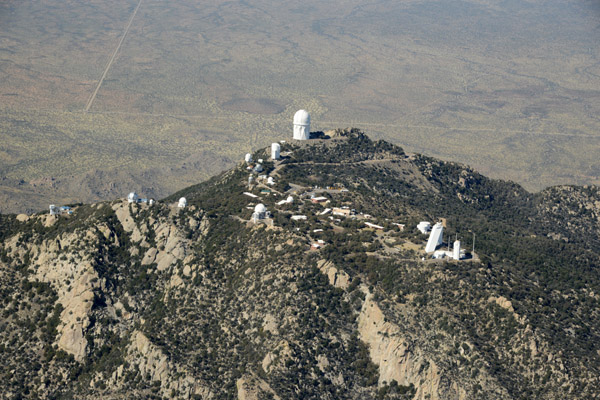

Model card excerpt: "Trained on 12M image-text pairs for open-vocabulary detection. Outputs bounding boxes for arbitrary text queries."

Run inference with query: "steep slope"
[1,129,599,399]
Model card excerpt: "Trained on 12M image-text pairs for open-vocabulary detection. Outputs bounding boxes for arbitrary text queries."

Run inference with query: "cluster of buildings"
[124,193,188,209]
[239,109,473,261]
[49,204,73,216]
[419,220,466,260]
[127,192,155,206]
[117,109,470,263]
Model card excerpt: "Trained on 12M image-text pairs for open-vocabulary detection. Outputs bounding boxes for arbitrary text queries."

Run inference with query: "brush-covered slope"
[0,129,599,399]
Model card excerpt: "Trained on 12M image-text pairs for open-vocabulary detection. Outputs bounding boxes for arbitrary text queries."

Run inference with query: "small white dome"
[128,192,138,202]
[286,196,294,203]
[245,153,252,163]
[293,109,310,126]
[254,203,267,213]
[178,197,187,208]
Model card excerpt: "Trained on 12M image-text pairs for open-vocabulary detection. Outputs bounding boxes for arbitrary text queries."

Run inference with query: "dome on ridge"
[293,109,310,126]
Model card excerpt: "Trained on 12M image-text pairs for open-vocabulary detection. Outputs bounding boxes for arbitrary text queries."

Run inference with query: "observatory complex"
[293,110,311,140]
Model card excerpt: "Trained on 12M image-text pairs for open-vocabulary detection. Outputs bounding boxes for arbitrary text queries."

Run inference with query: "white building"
[178,197,187,208]
[365,222,384,230]
[433,250,452,259]
[311,196,328,203]
[49,204,59,216]
[128,192,139,203]
[453,240,461,260]
[417,221,431,234]
[252,203,271,223]
[271,143,281,160]
[293,109,311,140]
[425,222,443,253]
[291,215,307,221]
[245,153,253,163]
[267,177,275,185]
[286,196,294,203]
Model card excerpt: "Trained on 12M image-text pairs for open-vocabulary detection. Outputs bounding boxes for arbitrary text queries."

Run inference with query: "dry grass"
[1,0,599,212]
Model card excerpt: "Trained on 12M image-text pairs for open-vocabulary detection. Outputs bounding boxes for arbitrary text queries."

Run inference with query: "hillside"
[1,130,599,399]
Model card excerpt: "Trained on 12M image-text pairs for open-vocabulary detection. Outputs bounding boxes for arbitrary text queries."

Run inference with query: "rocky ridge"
[0,130,599,399]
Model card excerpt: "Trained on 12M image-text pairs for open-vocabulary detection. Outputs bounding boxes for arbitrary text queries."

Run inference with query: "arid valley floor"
[1,0,600,212]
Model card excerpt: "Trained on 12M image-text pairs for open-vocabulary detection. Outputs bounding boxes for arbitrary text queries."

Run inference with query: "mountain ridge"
[1,129,599,399]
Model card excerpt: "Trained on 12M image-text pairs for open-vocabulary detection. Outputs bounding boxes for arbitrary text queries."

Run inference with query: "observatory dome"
[293,109,311,140]
[128,192,138,203]
[254,203,267,213]
[178,197,187,208]
[293,109,310,126]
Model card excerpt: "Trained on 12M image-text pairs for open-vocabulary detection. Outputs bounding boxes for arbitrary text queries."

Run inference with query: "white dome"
[178,197,187,208]
[286,196,294,203]
[245,153,252,163]
[293,109,310,126]
[254,203,267,213]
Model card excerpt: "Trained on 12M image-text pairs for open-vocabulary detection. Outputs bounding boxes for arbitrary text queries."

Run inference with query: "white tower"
[453,240,461,260]
[245,153,252,163]
[178,197,187,208]
[271,143,281,160]
[425,222,444,253]
[49,205,59,215]
[293,109,311,140]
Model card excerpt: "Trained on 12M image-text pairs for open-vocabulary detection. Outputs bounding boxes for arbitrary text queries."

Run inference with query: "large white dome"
[293,109,310,126]
[254,203,267,213]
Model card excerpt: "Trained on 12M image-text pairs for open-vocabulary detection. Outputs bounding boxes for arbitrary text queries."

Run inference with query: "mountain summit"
[1,129,599,399]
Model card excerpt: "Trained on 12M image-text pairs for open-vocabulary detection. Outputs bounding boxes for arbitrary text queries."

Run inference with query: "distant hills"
[1,0,599,214]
